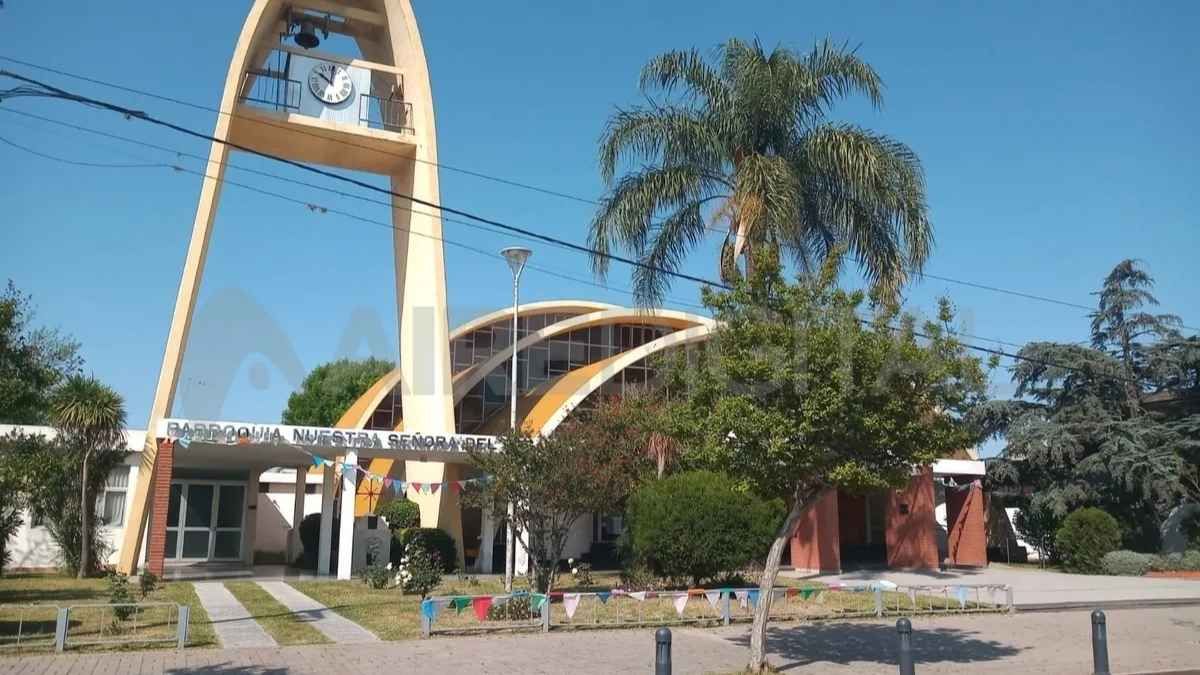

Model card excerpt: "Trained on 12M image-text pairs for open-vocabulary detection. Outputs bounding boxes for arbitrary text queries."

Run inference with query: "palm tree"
[50,375,126,578]
[591,38,932,305]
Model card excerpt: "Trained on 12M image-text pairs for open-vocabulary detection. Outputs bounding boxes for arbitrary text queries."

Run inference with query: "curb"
[1017,597,1200,613]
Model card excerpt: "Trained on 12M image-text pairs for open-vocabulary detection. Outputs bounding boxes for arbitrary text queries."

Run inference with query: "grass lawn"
[224,581,329,646]
[0,572,216,653]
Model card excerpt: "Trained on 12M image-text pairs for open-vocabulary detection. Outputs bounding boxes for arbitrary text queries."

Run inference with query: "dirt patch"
[1146,571,1200,580]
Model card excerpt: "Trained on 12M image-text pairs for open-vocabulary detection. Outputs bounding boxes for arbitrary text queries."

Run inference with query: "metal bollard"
[896,618,915,675]
[54,607,70,653]
[175,605,190,650]
[1091,610,1111,675]
[655,627,672,675]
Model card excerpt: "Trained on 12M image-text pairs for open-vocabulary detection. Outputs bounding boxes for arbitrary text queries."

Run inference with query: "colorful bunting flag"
[628,591,647,602]
[531,593,548,613]
[735,590,749,608]
[451,596,471,614]
[472,596,493,621]
[785,587,799,599]
[704,590,722,611]
[799,588,818,600]
[596,591,611,604]
[430,483,441,495]
[311,455,324,468]
[411,482,423,493]
[342,462,356,474]
[908,588,917,606]
[563,593,581,619]
[954,586,968,609]
[420,598,440,621]
[747,589,759,608]
[672,593,688,617]
[450,480,463,495]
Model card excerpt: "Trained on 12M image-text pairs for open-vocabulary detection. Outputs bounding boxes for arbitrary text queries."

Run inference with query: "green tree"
[50,375,127,578]
[591,38,931,305]
[465,403,648,593]
[980,260,1197,550]
[0,280,82,424]
[665,254,988,671]
[281,358,394,426]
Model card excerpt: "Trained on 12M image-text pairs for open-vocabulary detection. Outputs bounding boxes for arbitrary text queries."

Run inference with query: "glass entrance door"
[165,482,245,561]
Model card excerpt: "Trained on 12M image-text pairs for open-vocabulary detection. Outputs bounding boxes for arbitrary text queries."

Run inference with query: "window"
[97,466,130,527]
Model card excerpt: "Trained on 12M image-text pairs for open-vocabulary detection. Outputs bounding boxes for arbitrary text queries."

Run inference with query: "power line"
[4,55,1188,332]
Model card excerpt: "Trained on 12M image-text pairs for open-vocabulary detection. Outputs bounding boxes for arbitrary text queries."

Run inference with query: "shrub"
[1014,497,1061,565]
[396,527,457,573]
[299,512,322,563]
[398,545,441,597]
[1100,550,1154,576]
[1055,507,1121,574]
[138,570,159,598]
[626,470,785,586]
[376,499,420,531]
[107,571,135,621]
[1149,551,1200,573]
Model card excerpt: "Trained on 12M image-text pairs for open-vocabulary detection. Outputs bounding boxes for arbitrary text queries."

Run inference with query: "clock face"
[307,62,354,105]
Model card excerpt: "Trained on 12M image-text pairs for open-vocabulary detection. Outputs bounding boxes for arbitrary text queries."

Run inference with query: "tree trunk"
[748,486,813,672]
[78,453,90,579]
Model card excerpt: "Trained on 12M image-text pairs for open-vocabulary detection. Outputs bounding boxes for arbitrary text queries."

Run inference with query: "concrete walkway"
[256,580,378,644]
[787,564,1200,610]
[190,582,277,649]
[3,606,1199,674]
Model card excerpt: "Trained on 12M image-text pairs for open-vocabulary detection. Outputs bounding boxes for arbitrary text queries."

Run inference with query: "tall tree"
[0,280,82,424]
[981,260,1197,549]
[666,254,988,671]
[591,38,931,305]
[281,358,394,426]
[50,375,126,578]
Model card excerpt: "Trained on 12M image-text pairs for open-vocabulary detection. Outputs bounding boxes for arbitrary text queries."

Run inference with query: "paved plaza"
[791,564,1200,610]
[3,606,1199,674]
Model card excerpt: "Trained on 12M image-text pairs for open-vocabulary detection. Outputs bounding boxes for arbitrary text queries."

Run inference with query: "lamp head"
[500,246,532,276]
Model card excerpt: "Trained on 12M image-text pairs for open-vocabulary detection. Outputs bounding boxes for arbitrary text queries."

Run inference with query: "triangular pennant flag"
[343,462,356,474]
[954,586,968,609]
[673,593,689,617]
[383,477,392,488]
[909,588,917,606]
[704,590,721,610]
[430,483,441,495]
[451,480,463,495]
[563,593,581,619]
[799,588,815,600]
[420,598,439,621]
[786,587,799,598]
[596,591,611,604]
[734,590,749,608]
[311,455,324,468]
[471,596,492,621]
[531,593,548,613]
[410,482,423,493]
[451,596,471,614]
[771,589,786,601]
[629,591,647,602]
[747,590,759,608]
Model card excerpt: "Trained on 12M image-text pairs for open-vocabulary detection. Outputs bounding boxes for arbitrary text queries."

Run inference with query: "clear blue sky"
[2,1,1197,450]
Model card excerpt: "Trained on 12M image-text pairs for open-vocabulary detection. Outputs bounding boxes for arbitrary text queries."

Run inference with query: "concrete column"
[243,469,260,566]
[478,505,495,574]
[289,466,306,563]
[318,464,335,576]
[337,449,358,580]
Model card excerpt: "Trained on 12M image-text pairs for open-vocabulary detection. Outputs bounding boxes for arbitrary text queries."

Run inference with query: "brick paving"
[3,606,1199,674]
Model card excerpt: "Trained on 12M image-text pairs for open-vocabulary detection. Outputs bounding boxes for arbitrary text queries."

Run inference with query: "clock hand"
[319,69,334,86]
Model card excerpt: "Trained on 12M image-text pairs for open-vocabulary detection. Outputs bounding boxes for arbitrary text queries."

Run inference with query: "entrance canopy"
[158,418,500,466]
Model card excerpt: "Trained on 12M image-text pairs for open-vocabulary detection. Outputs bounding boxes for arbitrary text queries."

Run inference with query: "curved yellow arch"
[450,300,619,341]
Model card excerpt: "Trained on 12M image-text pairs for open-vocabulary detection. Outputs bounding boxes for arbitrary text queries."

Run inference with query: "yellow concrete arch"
[449,300,619,341]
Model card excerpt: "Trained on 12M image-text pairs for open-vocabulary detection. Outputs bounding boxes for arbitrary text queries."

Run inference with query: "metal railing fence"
[239,69,302,111]
[0,602,189,653]
[421,583,1012,637]
[359,92,414,133]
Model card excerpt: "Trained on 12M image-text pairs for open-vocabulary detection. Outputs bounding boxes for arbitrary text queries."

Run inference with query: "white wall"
[254,469,325,557]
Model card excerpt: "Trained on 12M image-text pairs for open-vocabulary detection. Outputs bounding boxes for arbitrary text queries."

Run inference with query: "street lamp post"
[500,246,531,593]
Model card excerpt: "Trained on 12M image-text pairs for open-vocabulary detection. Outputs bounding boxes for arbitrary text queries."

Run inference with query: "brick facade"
[789,489,841,573]
[884,470,940,569]
[946,480,988,567]
[145,438,174,576]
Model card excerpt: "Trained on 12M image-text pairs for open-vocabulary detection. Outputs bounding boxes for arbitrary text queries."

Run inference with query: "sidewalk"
[3,606,1198,673]
[790,564,1200,610]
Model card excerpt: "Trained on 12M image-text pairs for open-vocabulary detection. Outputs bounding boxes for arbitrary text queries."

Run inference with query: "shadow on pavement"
[729,622,1022,670]
[167,664,289,675]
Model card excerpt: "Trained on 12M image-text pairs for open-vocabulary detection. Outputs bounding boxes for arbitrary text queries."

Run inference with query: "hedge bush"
[1055,508,1121,574]
[1149,550,1200,573]
[626,470,784,586]
[1100,550,1154,576]
[377,499,420,531]
[394,527,457,573]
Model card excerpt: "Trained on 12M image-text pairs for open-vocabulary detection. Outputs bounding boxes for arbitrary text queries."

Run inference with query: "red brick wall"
[885,470,939,570]
[790,489,841,573]
[946,481,988,567]
[145,439,174,576]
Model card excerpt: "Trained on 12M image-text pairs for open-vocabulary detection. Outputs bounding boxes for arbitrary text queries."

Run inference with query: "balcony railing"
[239,68,301,112]
[359,92,414,134]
